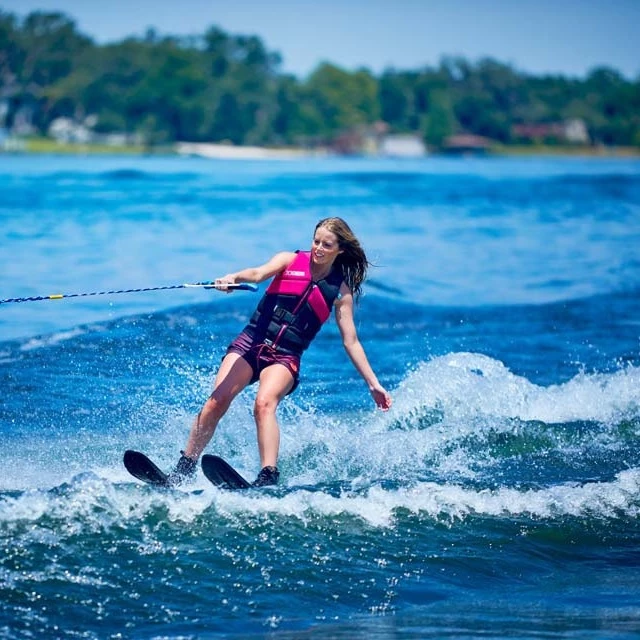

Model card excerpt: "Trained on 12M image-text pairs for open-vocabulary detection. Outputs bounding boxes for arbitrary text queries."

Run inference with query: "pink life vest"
[244,251,344,355]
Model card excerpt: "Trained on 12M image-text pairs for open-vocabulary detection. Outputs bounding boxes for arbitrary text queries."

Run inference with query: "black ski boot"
[252,466,280,487]
[166,451,197,487]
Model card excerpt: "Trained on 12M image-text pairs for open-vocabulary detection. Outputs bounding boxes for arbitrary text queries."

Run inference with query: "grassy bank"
[492,143,640,157]
[22,137,149,155]
[3,137,639,158]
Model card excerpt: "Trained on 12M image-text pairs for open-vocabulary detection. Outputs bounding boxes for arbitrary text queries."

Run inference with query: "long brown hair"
[315,217,370,302]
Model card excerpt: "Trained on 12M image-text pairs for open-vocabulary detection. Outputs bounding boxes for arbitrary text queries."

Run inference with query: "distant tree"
[271,74,308,144]
[5,11,92,131]
[72,39,157,136]
[0,12,20,91]
[304,63,379,136]
[423,89,456,147]
[378,70,413,130]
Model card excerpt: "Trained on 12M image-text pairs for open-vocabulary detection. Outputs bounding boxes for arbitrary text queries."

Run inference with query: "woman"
[167,217,392,487]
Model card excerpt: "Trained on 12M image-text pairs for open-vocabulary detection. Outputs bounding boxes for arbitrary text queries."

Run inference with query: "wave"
[549,172,640,186]
[320,166,640,207]
[392,352,640,426]
[98,168,153,180]
[17,326,95,352]
[2,331,638,485]
[2,354,638,493]
[39,168,202,182]
[4,284,639,348]
[0,466,638,537]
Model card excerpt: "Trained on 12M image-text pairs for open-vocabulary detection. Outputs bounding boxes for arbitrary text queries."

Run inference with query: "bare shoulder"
[273,250,297,264]
[258,251,297,278]
[268,251,297,270]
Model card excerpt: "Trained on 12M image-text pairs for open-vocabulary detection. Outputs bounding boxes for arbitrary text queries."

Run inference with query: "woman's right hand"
[214,275,236,293]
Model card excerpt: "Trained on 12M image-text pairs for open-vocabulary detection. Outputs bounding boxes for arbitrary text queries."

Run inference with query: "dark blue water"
[1,155,639,639]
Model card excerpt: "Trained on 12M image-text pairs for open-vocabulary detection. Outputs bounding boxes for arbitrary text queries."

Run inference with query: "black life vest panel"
[244,251,344,355]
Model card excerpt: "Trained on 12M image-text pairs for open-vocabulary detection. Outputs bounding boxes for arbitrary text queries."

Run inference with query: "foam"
[392,352,640,425]
[1,468,638,535]
[19,327,88,351]
[2,352,639,494]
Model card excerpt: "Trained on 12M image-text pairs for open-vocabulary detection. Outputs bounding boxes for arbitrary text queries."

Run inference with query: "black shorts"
[226,331,301,394]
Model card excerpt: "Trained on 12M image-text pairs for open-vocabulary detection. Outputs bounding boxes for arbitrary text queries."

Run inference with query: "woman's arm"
[216,251,297,290]
[334,284,392,411]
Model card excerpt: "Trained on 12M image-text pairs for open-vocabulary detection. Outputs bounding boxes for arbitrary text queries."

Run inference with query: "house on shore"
[379,134,427,158]
[512,119,590,145]
[331,122,427,157]
[441,134,493,155]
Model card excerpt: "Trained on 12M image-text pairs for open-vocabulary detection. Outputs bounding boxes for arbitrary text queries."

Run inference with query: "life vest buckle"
[273,305,295,324]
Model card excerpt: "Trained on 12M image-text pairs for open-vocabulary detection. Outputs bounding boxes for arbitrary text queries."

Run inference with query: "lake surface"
[1,154,639,638]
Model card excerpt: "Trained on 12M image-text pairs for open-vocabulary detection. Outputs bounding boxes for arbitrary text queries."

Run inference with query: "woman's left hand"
[371,385,392,411]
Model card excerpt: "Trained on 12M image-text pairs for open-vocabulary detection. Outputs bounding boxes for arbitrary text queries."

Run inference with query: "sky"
[2,0,639,80]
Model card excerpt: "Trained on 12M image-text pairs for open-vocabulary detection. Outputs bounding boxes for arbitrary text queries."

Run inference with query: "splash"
[391,352,640,425]
[1,467,638,536]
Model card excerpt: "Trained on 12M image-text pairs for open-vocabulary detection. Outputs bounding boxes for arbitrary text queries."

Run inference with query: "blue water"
[1,154,639,639]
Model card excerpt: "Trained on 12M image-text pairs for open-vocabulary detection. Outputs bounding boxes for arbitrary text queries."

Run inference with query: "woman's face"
[311,226,342,268]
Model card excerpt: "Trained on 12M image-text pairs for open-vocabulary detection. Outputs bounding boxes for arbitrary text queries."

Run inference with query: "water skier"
[167,217,392,487]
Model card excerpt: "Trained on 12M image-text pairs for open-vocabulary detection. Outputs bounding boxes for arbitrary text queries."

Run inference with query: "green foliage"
[423,89,455,146]
[304,63,379,135]
[1,9,638,149]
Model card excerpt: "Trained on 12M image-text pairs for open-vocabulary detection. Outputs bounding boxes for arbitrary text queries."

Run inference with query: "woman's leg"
[253,364,295,468]
[183,353,254,460]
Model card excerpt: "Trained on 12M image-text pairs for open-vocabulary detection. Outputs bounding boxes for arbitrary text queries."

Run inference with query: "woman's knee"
[203,392,232,419]
[254,393,278,420]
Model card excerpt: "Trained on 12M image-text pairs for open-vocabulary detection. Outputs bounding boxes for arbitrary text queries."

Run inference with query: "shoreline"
[1,138,638,159]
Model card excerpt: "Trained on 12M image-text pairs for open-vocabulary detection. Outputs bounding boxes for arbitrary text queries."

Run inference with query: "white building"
[379,134,427,158]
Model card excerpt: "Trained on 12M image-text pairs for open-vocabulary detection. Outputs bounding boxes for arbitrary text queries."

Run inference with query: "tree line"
[1,10,639,149]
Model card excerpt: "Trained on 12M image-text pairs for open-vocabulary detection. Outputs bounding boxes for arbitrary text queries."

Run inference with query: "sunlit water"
[1,154,639,638]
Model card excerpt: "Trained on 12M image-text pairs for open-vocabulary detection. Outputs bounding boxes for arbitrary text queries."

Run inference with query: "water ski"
[123,450,170,487]
[201,454,251,490]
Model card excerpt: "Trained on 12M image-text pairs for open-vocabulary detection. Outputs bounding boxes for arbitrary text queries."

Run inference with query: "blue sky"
[3,0,639,79]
